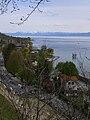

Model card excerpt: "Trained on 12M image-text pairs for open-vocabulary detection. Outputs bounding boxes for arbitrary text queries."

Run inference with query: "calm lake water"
[31,36,90,78]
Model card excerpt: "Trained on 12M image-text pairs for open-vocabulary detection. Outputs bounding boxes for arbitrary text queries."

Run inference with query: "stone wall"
[0,77,66,120]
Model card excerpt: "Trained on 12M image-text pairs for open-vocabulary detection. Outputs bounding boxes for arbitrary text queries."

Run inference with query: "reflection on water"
[32,36,90,78]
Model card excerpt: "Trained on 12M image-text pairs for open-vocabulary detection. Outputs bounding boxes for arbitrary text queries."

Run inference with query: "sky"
[0,0,90,33]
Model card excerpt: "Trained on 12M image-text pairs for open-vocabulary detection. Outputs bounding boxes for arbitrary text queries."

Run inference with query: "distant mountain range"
[6,32,90,37]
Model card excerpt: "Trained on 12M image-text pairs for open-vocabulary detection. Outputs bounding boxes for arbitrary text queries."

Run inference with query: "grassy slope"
[0,94,19,120]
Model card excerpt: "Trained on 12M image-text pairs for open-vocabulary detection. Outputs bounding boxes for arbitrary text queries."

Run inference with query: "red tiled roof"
[70,76,78,81]
[60,74,77,81]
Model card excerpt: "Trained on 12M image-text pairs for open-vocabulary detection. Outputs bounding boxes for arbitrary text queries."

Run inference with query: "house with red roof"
[60,74,78,96]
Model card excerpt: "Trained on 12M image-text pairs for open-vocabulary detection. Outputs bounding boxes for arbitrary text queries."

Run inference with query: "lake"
[31,36,90,78]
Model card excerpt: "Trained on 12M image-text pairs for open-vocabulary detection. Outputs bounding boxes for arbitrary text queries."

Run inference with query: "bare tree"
[0,0,49,25]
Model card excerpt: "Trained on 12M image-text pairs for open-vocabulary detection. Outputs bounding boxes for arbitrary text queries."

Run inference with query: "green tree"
[6,48,37,84]
[36,49,53,78]
[47,48,54,57]
[18,67,37,84]
[55,62,64,73]
[22,47,30,58]
[6,50,23,75]
[56,61,79,77]
[2,43,16,66]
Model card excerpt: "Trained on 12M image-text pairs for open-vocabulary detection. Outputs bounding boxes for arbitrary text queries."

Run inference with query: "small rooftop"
[60,74,78,82]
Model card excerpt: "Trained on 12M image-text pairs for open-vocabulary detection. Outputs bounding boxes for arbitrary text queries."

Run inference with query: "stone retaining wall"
[0,77,65,120]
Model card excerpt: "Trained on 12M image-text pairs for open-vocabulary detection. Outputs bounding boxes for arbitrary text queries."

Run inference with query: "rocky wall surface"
[0,78,66,120]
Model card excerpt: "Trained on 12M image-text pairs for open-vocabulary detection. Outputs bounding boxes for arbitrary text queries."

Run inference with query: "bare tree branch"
[0,0,48,24]
[10,0,44,25]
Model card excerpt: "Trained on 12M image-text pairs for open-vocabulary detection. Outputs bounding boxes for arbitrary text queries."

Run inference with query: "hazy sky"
[0,0,90,33]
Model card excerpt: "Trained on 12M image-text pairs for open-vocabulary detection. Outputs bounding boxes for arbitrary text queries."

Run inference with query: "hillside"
[0,94,20,120]
[0,32,31,43]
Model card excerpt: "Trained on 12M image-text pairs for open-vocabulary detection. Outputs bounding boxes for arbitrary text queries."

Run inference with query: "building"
[60,74,78,96]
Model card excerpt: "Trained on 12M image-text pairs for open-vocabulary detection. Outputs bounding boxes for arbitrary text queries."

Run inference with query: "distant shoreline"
[5,32,90,38]
[30,36,90,39]
[5,35,90,39]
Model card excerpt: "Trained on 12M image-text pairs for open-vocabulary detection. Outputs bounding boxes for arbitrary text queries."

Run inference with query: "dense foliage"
[56,61,79,77]
[0,32,30,44]
[2,43,16,66]
[6,50,23,74]
[2,43,54,85]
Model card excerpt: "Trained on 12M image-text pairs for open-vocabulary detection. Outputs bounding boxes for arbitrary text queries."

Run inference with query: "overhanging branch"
[0,0,49,25]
